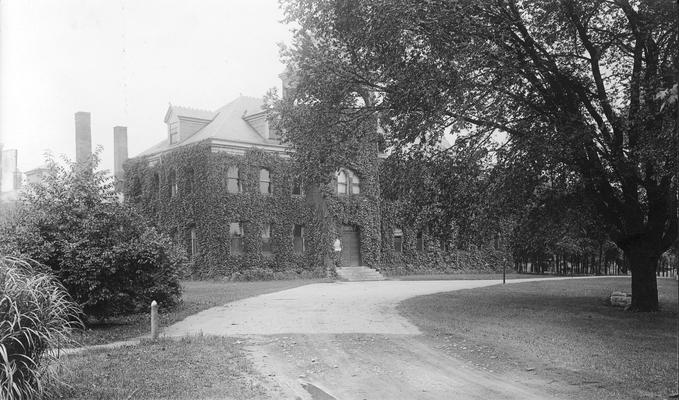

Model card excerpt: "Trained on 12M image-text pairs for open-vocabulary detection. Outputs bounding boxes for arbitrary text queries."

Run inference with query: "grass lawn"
[73,279,327,346]
[58,337,268,400]
[399,277,678,400]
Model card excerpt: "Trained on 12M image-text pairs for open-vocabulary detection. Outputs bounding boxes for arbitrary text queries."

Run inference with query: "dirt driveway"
[163,279,575,399]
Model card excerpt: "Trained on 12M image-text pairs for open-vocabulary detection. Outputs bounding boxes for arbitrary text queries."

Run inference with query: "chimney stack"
[279,66,297,99]
[113,126,128,192]
[75,112,92,164]
[1,148,18,192]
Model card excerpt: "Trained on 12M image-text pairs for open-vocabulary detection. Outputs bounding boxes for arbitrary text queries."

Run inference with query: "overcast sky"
[0,0,292,174]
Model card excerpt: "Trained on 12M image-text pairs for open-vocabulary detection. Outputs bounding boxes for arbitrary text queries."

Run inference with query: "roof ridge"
[171,104,215,114]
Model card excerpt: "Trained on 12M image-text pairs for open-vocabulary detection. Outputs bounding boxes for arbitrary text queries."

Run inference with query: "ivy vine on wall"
[124,140,385,279]
[124,140,505,279]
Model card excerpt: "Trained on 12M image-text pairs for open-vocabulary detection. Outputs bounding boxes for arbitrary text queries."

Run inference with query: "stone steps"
[336,266,385,281]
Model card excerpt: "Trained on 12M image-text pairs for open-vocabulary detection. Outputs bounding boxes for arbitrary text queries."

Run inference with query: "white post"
[151,300,159,340]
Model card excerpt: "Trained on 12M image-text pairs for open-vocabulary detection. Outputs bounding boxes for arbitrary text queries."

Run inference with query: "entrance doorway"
[341,225,361,266]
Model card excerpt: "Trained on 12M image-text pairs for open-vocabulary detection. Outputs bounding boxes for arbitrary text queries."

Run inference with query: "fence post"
[151,300,159,340]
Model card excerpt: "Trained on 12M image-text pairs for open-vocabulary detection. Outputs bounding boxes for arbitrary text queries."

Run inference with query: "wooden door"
[341,225,361,266]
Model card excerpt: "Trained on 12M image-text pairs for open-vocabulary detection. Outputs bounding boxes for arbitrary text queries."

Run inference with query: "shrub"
[0,256,82,400]
[3,152,185,319]
[52,204,185,318]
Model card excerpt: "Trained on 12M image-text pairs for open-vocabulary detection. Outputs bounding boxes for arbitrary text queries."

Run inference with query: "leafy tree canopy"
[274,0,678,311]
[1,151,184,319]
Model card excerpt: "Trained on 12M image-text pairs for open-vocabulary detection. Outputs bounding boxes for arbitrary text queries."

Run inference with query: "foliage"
[265,61,384,272]
[124,142,330,278]
[509,173,610,261]
[124,138,501,277]
[3,152,183,319]
[0,256,82,400]
[381,138,513,250]
[277,0,679,310]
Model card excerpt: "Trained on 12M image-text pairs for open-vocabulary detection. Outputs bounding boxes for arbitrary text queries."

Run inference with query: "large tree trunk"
[626,243,660,312]
[306,183,335,277]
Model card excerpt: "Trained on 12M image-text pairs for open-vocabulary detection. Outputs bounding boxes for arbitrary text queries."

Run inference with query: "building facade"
[123,96,465,279]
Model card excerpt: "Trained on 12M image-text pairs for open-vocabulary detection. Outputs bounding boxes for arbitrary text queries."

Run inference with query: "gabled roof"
[136,96,279,158]
[163,105,216,123]
[180,96,268,146]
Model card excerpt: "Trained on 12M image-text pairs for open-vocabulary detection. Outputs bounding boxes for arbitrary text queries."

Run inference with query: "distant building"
[0,146,22,204]
[24,167,50,186]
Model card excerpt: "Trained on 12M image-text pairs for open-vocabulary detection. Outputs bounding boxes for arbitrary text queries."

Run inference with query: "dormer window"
[337,168,360,195]
[165,104,215,144]
[243,111,280,141]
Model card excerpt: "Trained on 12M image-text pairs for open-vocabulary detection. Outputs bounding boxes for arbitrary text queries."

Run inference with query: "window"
[337,168,360,195]
[185,168,194,194]
[189,228,198,259]
[130,177,142,199]
[393,228,403,253]
[262,223,273,256]
[169,122,179,144]
[416,230,424,251]
[152,173,160,198]
[269,125,281,140]
[227,166,241,194]
[351,174,360,194]
[259,168,271,194]
[168,170,178,198]
[291,176,303,196]
[293,224,305,254]
[337,170,348,195]
[229,222,244,255]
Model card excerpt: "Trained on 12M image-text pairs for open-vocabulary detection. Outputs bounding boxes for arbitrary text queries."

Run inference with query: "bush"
[0,256,82,400]
[51,204,185,318]
[3,152,185,319]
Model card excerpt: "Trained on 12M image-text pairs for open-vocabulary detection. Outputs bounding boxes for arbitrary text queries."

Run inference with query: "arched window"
[351,173,360,194]
[337,168,360,195]
[260,168,271,194]
[227,166,241,194]
[337,169,348,195]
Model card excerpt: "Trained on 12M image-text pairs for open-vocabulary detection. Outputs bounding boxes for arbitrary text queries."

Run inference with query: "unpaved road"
[163,278,578,399]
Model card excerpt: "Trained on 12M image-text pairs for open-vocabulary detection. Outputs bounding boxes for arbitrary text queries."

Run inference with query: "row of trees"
[270,0,678,311]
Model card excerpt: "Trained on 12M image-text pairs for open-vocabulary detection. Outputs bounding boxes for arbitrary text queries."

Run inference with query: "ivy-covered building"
[124,96,395,279]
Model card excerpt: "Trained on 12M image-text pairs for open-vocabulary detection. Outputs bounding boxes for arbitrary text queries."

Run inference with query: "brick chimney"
[75,112,92,164]
[279,66,297,99]
[113,126,128,192]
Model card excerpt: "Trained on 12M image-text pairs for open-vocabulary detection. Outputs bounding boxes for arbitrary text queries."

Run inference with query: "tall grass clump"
[1,256,82,400]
